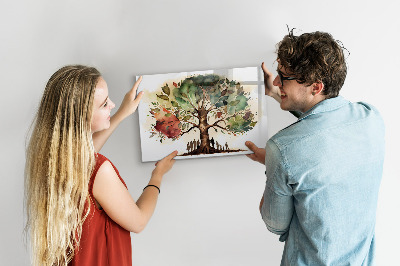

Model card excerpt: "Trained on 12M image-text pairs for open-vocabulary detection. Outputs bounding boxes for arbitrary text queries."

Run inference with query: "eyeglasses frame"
[277,70,297,86]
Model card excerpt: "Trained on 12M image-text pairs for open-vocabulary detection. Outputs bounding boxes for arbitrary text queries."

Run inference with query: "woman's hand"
[92,77,144,152]
[262,62,281,103]
[115,76,144,120]
[152,151,178,179]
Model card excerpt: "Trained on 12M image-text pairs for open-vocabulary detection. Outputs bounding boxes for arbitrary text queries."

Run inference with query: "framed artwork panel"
[136,66,267,162]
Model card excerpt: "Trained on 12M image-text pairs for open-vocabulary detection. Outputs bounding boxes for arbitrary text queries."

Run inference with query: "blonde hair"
[25,65,101,265]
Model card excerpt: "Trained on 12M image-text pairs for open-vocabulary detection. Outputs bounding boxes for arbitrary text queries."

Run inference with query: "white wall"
[1,0,399,265]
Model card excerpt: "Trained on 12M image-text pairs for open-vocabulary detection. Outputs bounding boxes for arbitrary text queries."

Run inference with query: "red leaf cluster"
[154,108,182,138]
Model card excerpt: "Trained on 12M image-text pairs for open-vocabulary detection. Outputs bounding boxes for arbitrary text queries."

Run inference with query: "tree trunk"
[198,107,212,154]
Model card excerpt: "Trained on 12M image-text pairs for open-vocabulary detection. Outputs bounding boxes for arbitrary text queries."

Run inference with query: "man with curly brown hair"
[246,30,385,265]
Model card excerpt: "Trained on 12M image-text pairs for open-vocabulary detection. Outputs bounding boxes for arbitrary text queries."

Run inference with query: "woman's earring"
[312,92,315,96]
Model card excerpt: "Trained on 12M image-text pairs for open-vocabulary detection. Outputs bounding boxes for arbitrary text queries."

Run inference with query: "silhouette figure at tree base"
[180,148,245,156]
[180,139,244,156]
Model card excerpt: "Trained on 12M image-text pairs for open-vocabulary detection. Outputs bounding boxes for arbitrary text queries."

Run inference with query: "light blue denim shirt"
[261,96,385,265]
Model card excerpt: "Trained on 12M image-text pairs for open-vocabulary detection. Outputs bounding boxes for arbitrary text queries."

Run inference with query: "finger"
[246,153,256,161]
[131,76,143,95]
[167,150,178,159]
[245,141,259,152]
[161,150,178,162]
[261,62,272,76]
[134,91,144,103]
[261,62,265,72]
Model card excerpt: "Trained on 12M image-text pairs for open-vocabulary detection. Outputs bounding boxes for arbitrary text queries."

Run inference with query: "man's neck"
[301,95,327,113]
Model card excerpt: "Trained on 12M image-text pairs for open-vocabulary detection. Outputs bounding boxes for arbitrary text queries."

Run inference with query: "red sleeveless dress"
[69,153,132,266]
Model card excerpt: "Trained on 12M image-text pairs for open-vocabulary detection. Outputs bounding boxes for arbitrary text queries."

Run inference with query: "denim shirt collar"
[298,95,350,121]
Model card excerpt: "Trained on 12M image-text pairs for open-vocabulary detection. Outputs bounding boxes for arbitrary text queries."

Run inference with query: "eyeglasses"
[277,70,297,86]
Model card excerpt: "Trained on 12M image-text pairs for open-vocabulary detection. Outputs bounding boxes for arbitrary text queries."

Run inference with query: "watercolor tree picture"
[136,67,266,162]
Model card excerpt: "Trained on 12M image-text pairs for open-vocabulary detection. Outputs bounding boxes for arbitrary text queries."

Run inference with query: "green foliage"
[226,114,253,133]
[151,73,258,139]
[162,84,170,95]
[157,94,169,101]
[182,115,191,121]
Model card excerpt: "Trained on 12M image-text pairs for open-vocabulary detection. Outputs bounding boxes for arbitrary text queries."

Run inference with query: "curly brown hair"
[277,30,348,98]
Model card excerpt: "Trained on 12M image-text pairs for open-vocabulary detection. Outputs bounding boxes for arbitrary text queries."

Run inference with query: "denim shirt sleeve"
[261,139,294,242]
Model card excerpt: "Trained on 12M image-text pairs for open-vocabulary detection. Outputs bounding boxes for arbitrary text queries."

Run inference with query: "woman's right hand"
[152,150,178,178]
[262,62,282,103]
[115,76,144,120]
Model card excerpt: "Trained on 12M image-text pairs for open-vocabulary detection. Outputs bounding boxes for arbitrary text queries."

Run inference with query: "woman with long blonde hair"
[25,65,177,265]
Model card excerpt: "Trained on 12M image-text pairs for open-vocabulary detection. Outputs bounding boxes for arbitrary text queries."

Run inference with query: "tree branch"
[207,105,216,112]
[203,88,214,111]
[206,119,225,130]
[181,125,198,135]
[180,108,199,119]
[191,111,199,119]
[209,124,228,132]
[201,86,208,109]
[183,121,198,127]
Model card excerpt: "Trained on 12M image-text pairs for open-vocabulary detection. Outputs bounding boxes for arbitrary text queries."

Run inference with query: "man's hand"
[262,62,281,103]
[245,141,266,165]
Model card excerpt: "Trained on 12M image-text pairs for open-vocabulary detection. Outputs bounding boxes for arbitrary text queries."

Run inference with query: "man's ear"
[312,82,324,96]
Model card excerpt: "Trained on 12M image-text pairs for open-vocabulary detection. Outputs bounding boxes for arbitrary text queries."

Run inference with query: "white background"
[1,0,399,265]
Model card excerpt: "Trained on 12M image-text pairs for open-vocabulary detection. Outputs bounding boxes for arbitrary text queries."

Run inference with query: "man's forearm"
[260,186,294,236]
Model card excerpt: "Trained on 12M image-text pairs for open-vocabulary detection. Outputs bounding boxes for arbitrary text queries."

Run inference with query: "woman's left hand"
[116,76,144,119]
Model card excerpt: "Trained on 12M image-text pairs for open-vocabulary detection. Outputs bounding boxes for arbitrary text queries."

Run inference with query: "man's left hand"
[245,141,266,165]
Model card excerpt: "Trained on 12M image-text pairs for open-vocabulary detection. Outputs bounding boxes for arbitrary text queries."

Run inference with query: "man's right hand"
[245,141,266,165]
[262,62,281,103]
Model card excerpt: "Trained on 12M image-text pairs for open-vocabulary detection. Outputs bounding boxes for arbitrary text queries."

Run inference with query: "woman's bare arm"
[93,151,177,233]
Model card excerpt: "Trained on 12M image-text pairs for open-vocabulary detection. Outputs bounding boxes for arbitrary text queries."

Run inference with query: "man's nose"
[273,75,281,87]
